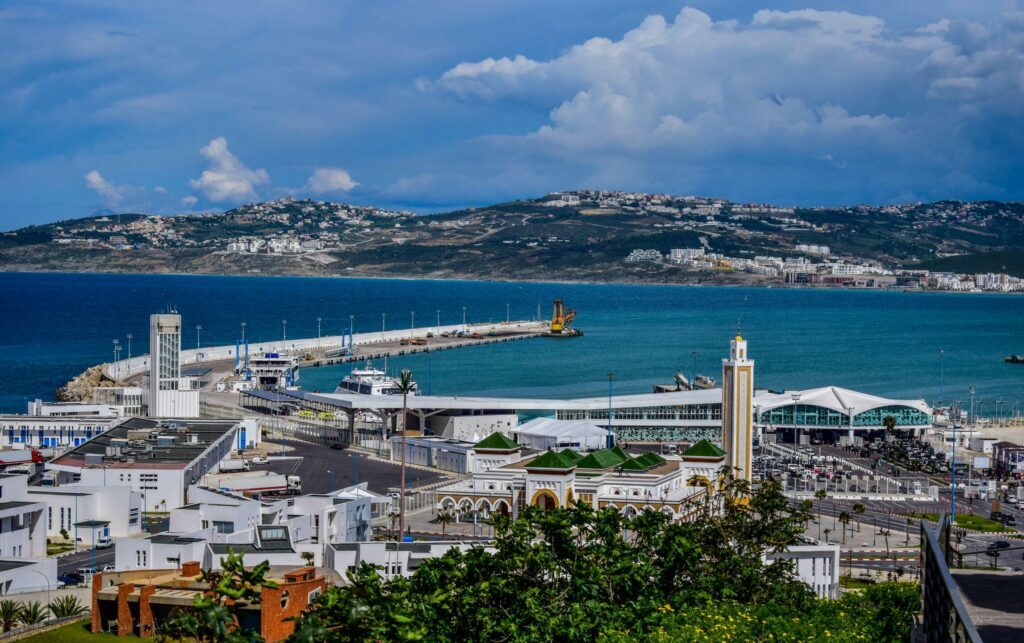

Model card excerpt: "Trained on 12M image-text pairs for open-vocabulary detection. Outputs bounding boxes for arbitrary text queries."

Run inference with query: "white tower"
[721,335,754,484]
[147,313,193,417]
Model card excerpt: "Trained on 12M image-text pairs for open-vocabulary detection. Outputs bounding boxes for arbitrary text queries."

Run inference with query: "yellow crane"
[549,299,582,337]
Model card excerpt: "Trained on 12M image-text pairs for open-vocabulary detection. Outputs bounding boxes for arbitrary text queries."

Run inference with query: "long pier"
[102,320,549,382]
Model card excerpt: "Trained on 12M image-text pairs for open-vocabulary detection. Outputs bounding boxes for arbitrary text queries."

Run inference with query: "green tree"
[396,369,416,539]
[48,595,86,618]
[814,489,828,539]
[291,476,823,642]
[0,601,22,632]
[839,511,852,544]
[59,528,69,543]
[436,510,454,537]
[159,549,277,643]
[852,502,866,532]
[882,416,897,432]
[17,601,48,626]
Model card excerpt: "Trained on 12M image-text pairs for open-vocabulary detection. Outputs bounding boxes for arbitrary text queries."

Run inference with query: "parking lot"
[261,438,446,495]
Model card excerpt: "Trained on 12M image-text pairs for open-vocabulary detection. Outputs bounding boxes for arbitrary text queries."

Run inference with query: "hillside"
[2,192,1023,285]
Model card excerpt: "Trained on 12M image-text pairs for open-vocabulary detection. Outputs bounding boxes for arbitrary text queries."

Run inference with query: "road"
[262,438,446,495]
[58,547,115,575]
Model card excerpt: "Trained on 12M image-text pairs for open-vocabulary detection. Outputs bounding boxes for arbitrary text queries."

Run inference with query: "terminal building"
[46,417,261,512]
[144,313,200,418]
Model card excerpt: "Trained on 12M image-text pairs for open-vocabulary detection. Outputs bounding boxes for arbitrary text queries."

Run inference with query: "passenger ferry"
[334,362,418,396]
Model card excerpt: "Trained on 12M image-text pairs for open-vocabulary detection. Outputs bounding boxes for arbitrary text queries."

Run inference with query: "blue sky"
[1,1,1022,229]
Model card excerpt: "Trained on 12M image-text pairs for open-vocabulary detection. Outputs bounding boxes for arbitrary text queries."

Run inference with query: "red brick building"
[91,561,325,642]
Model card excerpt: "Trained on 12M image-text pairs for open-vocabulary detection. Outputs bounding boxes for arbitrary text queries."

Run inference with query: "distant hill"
[911,249,1024,279]
[1,192,1023,286]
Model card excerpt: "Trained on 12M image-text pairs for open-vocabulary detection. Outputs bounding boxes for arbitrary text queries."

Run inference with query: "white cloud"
[181,195,198,207]
[188,137,269,203]
[429,7,1024,202]
[84,170,129,207]
[304,167,359,194]
[153,185,167,194]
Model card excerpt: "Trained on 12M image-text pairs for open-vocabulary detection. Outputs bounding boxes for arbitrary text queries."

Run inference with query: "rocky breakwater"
[57,364,116,402]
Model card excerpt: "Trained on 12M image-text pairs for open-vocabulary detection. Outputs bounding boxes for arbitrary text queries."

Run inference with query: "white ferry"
[334,362,418,396]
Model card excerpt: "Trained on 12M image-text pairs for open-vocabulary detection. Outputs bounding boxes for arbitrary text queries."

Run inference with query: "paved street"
[263,438,447,494]
[58,547,115,575]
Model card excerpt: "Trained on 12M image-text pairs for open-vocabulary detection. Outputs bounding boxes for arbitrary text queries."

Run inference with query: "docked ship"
[334,362,419,395]
[1005,355,1024,364]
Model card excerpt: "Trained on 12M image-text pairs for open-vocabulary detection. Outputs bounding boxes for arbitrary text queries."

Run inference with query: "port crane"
[548,299,582,337]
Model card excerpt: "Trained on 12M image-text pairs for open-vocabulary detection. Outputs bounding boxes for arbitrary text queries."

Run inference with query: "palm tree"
[18,602,48,626]
[883,415,897,432]
[823,527,832,544]
[48,596,86,618]
[396,369,415,539]
[839,511,852,544]
[852,502,866,532]
[880,528,892,580]
[814,489,828,539]
[436,510,454,537]
[387,511,400,541]
[0,601,22,632]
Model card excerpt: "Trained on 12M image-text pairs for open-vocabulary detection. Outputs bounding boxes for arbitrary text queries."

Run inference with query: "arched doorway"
[530,490,559,511]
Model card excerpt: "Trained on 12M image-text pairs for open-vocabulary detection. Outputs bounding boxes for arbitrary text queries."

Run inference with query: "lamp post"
[411,310,415,332]
[939,348,945,406]
[126,333,132,362]
[462,306,467,331]
[691,351,699,388]
[506,303,510,323]
[29,568,50,604]
[241,322,246,343]
[969,385,975,426]
[349,453,360,484]
[317,317,322,348]
[791,392,802,455]
[282,319,287,343]
[950,402,960,526]
[381,313,386,341]
[328,469,334,493]
[607,372,615,449]
[435,309,440,335]
[113,340,121,378]
[196,325,202,350]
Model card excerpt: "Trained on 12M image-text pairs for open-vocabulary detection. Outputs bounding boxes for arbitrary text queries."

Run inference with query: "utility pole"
[317,317,322,348]
[126,333,132,362]
[196,324,202,350]
[241,322,246,343]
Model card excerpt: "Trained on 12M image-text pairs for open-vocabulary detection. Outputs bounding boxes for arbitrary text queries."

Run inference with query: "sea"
[1,272,1022,416]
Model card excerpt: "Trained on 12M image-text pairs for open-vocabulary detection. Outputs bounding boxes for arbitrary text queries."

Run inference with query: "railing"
[0,614,89,641]
[918,513,981,643]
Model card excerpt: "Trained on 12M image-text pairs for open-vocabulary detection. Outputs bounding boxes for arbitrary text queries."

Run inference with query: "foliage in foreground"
[288,480,920,642]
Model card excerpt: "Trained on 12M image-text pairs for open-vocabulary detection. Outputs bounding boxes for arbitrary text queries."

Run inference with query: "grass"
[47,543,74,555]
[20,620,123,642]
[839,576,877,589]
[916,513,1007,532]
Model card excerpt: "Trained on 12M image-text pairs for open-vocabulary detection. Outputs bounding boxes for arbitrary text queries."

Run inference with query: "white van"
[95,536,113,549]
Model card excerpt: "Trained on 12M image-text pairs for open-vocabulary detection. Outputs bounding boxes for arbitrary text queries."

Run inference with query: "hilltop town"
[2,191,1023,291]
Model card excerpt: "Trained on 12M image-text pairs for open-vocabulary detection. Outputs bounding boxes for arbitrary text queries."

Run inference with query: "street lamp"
[411,310,415,332]
[282,320,287,343]
[790,392,802,453]
[317,317,322,348]
[126,333,132,362]
[328,469,334,492]
[241,321,247,343]
[435,309,440,335]
[506,303,510,323]
[606,372,615,449]
[969,385,976,426]
[939,348,945,406]
[196,324,202,350]
[462,306,467,330]
[381,313,386,341]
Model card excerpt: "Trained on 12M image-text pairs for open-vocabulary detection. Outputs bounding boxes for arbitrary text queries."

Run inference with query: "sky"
[1,1,1023,230]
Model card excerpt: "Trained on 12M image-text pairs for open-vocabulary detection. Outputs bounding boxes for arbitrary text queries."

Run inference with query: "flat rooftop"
[49,417,240,470]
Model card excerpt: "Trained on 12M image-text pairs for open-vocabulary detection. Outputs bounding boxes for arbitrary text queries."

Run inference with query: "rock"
[56,364,117,402]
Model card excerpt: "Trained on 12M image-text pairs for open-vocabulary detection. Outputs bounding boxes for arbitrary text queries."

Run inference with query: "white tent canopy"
[512,418,610,452]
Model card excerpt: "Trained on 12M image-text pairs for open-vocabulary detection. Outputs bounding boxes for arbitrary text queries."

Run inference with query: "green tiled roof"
[559,449,584,463]
[473,432,519,450]
[527,450,577,470]
[682,439,726,458]
[618,458,647,471]
[635,452,667,468]
[576,448,631,470]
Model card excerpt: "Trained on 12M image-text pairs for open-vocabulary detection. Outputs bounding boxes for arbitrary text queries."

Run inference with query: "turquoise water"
[1,272,1022,415]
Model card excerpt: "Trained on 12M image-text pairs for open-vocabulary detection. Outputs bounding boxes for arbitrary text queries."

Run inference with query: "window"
[48,507,52,530]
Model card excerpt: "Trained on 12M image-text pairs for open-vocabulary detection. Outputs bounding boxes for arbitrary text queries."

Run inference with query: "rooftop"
[49,417,242,470]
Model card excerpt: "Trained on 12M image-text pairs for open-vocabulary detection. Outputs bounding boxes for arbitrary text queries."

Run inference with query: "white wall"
[431,414,518,442]
[0,558,57,596]
[0,416,117,449]
[28,486,141,541]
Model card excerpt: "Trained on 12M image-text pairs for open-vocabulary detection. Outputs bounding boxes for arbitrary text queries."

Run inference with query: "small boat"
[334,361,418,395]
[1005,355,1024,364]
[693,374,716,389]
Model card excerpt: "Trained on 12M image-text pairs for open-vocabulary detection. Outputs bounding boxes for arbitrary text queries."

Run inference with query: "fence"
[0,614,89,641]
[918,514,982,642]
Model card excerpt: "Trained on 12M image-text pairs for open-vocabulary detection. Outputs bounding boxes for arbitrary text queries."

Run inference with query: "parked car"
[100,564,116,572]
[95,536,113,549]
[57,573,81,586]
[330,443,345,450]
[1003,515,1018,527]
[987,540,1012,551]
[249,456,269,466]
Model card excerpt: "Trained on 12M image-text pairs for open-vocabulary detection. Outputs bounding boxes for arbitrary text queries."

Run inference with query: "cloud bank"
[305,168,359,194]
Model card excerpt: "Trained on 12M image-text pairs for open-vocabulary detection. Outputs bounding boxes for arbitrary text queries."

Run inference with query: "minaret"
[721,335,754,484]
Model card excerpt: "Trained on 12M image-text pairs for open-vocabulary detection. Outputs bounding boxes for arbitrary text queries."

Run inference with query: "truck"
[0,449,42,467]
[204,471,301,497]
[217,458,251,473]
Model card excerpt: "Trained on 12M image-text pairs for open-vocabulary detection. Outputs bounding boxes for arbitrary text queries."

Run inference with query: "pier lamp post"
[790,392,802,455]
[969,385,975,426]
[996,400,1005,424]
[411,311,415,332]
[126,333,132,362]
[950,402,960,526]
[317,317,322,348]
[436,309,440,335]
[506,303,510,323]
[462,306,467,331]
[113,340,121,378]
[939,348,945,406]
[607,372,615,449]
[196,324,202,350]
[241,322,246,343]
[282,320,287,343]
